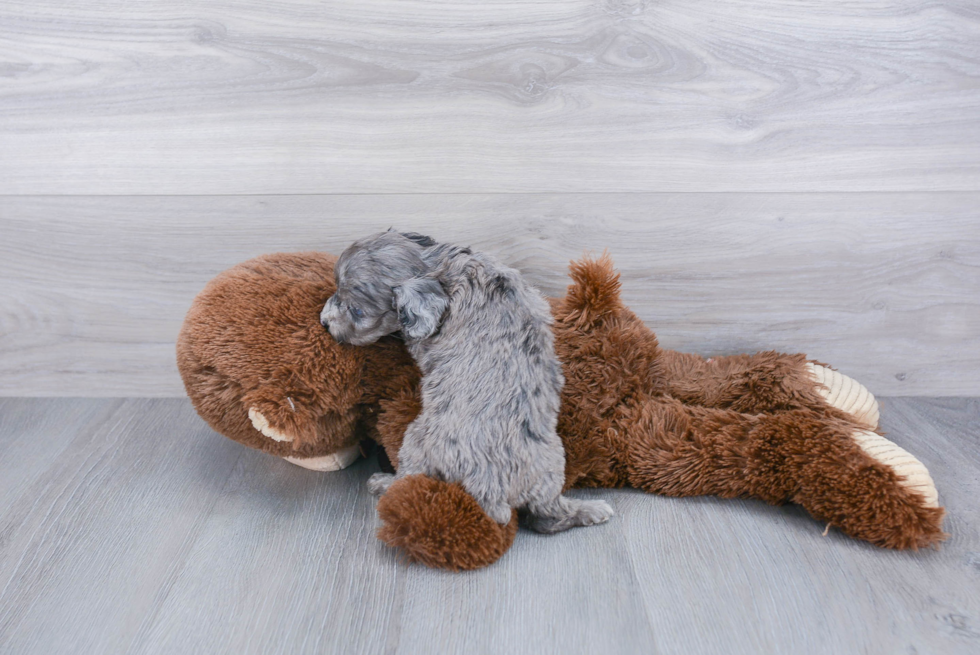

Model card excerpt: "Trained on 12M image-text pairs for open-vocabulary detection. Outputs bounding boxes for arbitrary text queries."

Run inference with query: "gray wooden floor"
[0,397,977,655]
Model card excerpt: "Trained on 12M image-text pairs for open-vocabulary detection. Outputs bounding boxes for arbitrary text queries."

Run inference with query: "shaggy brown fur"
[176,252,419,457]
[178,251,946,570]
[376,476,519,571]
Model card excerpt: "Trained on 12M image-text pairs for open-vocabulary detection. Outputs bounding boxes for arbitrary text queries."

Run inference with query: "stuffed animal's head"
[178,251,419,461]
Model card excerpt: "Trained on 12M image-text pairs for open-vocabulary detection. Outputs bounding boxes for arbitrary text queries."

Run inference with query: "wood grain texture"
[0,398,244,654]
[0,397,977,654]
[1,0,979,194]
[131,443,404,655]
[621,396,980,654]
[2,194,978,396]
[391,497,659,655]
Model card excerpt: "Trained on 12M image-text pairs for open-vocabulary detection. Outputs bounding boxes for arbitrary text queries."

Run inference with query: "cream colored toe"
[284,444,361,472]
[248,407,293,443]
[851,429,939,508]
[806,363,880,429]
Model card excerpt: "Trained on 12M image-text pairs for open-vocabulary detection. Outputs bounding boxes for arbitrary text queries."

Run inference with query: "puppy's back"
[407,251,566,492]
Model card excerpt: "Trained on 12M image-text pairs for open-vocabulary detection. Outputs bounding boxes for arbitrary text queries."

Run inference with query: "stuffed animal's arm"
[659,350,879,428]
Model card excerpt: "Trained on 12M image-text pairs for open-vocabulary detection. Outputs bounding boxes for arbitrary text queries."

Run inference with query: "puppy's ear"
[393,278,448,340]
[399,231,437,248]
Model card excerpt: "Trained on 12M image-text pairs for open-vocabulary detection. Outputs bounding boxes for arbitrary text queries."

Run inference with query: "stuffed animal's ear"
[393,278,448,340]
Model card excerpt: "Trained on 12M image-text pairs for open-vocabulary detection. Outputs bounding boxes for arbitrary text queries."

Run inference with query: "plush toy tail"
[562,252,625,329]
[376,475,519,571]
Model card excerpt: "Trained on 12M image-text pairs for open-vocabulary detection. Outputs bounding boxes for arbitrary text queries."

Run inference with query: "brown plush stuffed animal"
[177,251,945,570]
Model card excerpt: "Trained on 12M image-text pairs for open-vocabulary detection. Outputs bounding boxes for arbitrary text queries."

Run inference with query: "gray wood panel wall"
[3,0,980,194]
[1,1,979,396]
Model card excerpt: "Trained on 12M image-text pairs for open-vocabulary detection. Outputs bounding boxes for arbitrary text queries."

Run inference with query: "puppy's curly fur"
[322,230,613,530]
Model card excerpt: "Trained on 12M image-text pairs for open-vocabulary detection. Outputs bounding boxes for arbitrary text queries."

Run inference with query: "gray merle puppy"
[320,230,614,532]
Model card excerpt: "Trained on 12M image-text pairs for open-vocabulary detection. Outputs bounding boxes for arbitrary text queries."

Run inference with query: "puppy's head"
[321,230,449,345]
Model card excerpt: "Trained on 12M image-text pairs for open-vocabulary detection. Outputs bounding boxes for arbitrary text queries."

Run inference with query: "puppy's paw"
[367,473,396,496]
[248,407,293,442]
[575,499,615,526]
[526,497,615,533]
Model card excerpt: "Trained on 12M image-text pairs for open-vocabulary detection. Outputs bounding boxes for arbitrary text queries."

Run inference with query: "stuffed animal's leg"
[369,414,521,568]
[804,362,880,428]
[375,474,519,571]
[659,350,879,428]
[626,397,944,549]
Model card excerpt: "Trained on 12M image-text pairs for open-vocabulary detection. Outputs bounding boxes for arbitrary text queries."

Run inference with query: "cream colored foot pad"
[806,363,880,429]
[285,444,361,472]
[851,429,939,508]
[248,407,293,442]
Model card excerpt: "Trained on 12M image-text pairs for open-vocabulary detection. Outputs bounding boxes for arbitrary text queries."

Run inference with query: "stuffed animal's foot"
[376,475,519,570]
[850,429,939,508]
[806,364,880,428]
[282,444,361,471]
[248,407,293,442]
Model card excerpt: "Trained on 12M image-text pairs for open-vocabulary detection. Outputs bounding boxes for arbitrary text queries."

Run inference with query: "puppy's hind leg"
[525,494,614,534]
[473,497,515,526]
[367,473,397,496]
[367,461,425,496]
[369,421,428,497]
